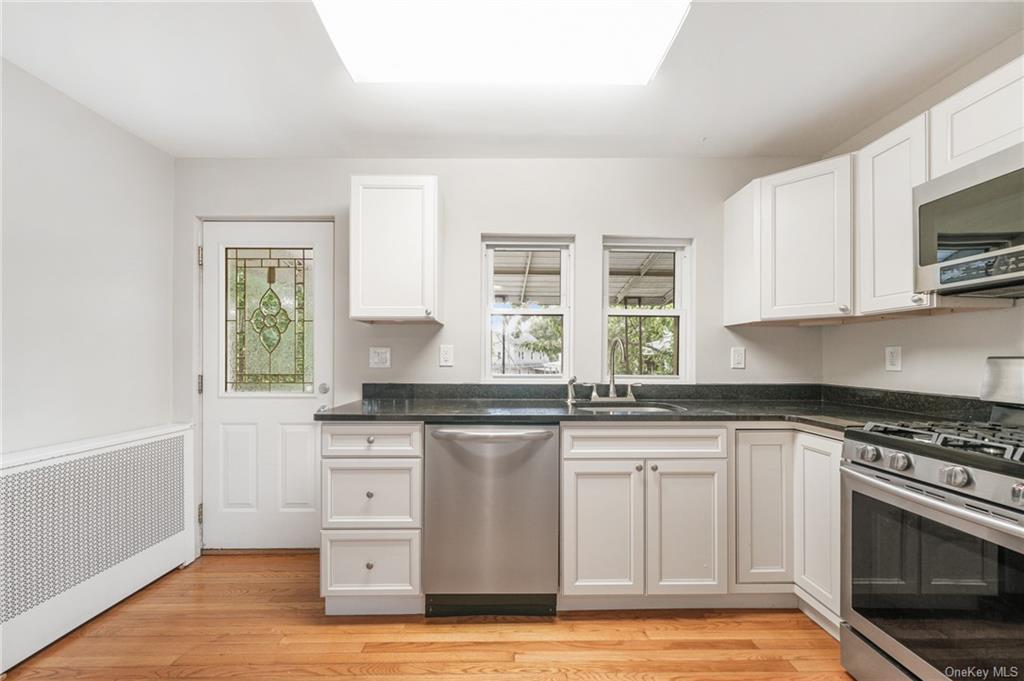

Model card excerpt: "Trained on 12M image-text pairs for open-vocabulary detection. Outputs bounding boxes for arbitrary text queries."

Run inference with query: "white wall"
[173,156,820,417]
[820,31,1024,398]
[2,61,175,452]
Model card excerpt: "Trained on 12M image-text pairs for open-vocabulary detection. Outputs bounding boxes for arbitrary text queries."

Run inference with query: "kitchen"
[2,1,1023,679]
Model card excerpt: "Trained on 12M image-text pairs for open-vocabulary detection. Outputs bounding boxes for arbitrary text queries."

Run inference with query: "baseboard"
[201,548,318,555]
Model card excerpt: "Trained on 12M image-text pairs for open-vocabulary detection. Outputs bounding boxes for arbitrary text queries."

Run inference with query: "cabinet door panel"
[736,431,793,584]
[646,459,727,594]
[562,459,644,595]
[856,114,931,314]
[793,433,842,614]
[930,55,1024,178]
[760,156,852,319]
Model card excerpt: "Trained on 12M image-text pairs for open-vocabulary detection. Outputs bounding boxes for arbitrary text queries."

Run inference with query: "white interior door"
[202,221,333,548]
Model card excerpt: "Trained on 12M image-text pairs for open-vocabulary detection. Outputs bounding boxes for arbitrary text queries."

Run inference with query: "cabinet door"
[735,431,793,584]
[930,55,1024,178]
[646,459,727,594]
[562,459,644,595]
[856,114,932,314]
[760,155,852,320]
[349,175,439,321]
[793,433,842,614]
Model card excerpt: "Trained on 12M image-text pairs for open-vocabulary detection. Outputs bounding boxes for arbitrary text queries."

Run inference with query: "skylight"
[312,0,690,86]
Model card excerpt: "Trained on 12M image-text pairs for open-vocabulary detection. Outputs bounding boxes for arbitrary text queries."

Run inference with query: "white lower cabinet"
[322,458,422,529]
[735,431,794,584]
[321,529,421,596]
[561,451,727,596]
[793,432,842,615]
[646,459,728,594]
[561,459,645,596]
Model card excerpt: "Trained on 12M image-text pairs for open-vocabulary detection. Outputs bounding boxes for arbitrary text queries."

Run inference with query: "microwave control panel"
[940,252,1022,285]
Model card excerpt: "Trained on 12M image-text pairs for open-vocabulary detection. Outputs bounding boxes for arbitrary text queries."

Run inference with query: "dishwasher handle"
[430,429,555,443]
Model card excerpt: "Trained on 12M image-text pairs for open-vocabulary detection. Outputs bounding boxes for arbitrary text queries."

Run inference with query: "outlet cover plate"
[369,346,391,369]
[884,346,902,372]
[730,347,746,370]
[439,344,454,367]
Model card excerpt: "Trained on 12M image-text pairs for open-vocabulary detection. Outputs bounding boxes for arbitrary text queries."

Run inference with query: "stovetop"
[860,421,1024,463]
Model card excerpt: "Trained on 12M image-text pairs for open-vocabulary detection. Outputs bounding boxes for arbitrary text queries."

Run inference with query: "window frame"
[601,239,694,384]
[481,238,574,382]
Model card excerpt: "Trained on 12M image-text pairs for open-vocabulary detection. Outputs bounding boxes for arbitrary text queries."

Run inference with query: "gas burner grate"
[863,421,1024,462]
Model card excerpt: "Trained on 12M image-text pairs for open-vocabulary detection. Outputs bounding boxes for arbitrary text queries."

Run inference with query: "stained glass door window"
[225,248,313,393]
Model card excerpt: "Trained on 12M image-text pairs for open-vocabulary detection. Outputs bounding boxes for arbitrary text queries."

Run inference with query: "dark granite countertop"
[314,398,933,433]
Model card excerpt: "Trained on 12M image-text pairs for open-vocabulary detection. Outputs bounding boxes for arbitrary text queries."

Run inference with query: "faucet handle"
[567,376,577,385]
[581,383,599,400]
[626,383,642,400]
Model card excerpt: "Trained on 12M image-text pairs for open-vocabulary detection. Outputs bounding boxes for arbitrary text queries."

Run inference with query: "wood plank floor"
[7,553,853,680]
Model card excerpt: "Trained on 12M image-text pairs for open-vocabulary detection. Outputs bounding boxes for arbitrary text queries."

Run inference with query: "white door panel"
[202,221,333,548]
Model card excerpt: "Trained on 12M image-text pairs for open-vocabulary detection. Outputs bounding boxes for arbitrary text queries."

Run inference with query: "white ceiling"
[3,1,1022,158]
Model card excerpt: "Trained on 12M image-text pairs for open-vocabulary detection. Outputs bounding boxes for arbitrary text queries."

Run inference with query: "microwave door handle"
[843,466,1024,542]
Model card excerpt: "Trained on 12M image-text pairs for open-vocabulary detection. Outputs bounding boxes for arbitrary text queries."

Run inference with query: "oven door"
[842,464,1024,681]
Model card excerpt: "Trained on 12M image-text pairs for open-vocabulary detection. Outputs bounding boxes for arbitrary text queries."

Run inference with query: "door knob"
[366,436,375,444]
[318,383,330,394]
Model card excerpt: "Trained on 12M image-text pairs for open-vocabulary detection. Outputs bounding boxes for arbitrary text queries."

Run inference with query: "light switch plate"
[884,346,902,372]
[439,344,454,367]
[369,346,391,369]
[730,347,746,370]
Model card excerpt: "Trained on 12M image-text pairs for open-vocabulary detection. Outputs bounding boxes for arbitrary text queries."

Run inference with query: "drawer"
[320,529,421,597]
[322,423,423,457]
[562,425,726,459]
[322,458,422,529]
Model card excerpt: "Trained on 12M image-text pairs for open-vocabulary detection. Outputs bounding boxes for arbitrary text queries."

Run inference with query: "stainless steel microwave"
[914,142,1024,297]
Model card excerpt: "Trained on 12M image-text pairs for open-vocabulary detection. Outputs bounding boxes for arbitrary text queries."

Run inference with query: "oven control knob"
[889,452,912,472]
[942,466,971,488]
[857,445,881,463]
[1011,482,1024,506]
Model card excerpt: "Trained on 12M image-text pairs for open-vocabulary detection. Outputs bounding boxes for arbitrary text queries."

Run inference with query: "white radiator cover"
[0,424,194,671]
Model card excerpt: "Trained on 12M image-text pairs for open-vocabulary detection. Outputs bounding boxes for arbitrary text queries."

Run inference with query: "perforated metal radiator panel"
[0,435,184,623]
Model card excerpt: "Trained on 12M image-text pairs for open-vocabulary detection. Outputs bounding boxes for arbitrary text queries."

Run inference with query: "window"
[603,240,691,381]
[483,239,573,380]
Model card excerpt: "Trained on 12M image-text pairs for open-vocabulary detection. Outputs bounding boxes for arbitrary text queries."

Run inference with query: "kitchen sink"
[574,403,686,415]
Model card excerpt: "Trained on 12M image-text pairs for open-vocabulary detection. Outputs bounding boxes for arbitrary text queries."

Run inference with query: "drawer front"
[322,459,422,529]
[320,529,421,596]
[562,426,726,459]
[322,423,423,457]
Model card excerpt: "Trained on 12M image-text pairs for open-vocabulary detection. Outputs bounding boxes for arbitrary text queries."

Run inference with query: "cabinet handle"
[366,491,374,499]
[366,436,375,444]
[650,464,659,472]
[911,294,925,304]
[635,464,643,472]
[425,309,432,316]
[838,305,850,313]
[365,561,374,570]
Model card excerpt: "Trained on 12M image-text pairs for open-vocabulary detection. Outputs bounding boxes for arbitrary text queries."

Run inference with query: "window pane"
[492,249,561,309]
[607,315,678,376]
[490,314,563,376]
[225,247,314,393]
[607,250,675,309]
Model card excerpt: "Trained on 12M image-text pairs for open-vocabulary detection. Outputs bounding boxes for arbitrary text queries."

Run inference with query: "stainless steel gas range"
[840,358,1024,681]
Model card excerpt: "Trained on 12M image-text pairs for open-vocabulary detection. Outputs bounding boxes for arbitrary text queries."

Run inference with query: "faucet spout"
[609,338,625,399]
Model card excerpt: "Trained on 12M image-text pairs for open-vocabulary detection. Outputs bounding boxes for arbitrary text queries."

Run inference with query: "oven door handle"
[843,466,1024,541]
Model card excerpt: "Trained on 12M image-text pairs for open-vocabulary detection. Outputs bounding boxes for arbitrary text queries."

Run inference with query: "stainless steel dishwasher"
[423,425,559,616]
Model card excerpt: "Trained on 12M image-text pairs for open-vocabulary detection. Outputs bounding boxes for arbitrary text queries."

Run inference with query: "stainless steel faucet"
[566,376,577,406]
[588,338,639,403]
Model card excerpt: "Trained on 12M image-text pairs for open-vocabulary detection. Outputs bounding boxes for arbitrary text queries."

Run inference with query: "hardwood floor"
[7,553,853,680]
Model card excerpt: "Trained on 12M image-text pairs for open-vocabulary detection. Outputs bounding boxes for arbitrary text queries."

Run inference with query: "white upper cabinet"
[349,176,441,322]
[930,55,1024,179]
[855,114,931,314]
[760,155,853,320]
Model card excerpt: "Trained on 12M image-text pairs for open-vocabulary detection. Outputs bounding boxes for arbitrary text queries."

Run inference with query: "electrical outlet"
[730,347,746,370]
[439,344,454,367]
[369,346,391,369]
[884,346,902,372]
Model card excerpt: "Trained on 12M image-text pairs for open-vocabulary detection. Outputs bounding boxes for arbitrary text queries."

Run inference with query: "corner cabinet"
[735,431,794,584]
[929,54,1024,179]
[723,155,852,324]
[349,176,442,323]
[561,426,728,596]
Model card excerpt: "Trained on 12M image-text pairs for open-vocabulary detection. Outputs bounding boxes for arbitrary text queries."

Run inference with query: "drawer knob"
[635,464,643,472]
[366,490,374,499]
[650,464,659,472]
[365,561,375,570]
[366,436,375,444]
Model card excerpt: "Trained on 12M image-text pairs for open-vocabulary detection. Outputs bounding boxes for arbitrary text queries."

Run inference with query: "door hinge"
[197,245,204,266]
[198,502,204,525]
[197,373,204,395]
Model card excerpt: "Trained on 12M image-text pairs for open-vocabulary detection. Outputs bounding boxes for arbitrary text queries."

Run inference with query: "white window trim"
[601,238,695,384]
[481,238,574,382]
